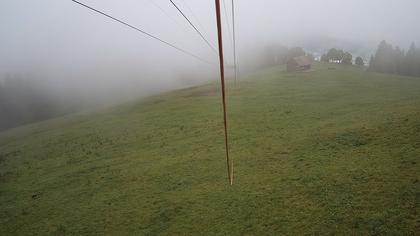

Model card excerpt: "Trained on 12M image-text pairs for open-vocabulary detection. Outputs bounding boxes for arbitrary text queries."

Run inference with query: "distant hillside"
[1,63,419,235]
[291,36,375,58]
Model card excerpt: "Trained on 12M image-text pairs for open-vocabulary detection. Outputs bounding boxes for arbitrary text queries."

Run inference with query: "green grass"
[1,63,419,235]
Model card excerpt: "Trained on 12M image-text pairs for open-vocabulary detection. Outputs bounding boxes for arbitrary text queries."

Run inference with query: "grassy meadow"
[1,63,419,235]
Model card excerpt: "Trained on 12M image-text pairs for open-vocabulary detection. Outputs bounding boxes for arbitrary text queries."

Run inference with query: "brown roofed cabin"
[287,56,312,72]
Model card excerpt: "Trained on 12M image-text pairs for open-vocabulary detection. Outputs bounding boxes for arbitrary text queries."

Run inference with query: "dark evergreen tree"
[369,40,420,77]
[368,56,374,70]
[370,40,397,74]
[394,46,406,75]
[355,57,364,66]
[405,42,417,76]
[416,46,420,76]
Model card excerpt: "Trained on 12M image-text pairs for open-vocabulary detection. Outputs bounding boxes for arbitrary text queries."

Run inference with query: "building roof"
[289,56,311,66]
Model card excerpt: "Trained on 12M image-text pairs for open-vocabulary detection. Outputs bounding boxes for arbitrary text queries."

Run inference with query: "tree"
[326,48,339,61]
[321,54,329,62]
[0,75,63,131]
[342,52,353,64]
[355,57,364,66]
[260,44,292,68]
[286,47,306,61]
[369,40,420,78]
[394,46,405,75]
[368,56,374,69]
[337,50,346,62]
[369,40,397,74]
[416,46,420,77]
[306,53,315,61]
[405,42,417,76]
[323,48,352,64]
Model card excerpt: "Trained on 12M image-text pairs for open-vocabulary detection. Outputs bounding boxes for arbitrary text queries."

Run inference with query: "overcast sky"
[1,0,420,102]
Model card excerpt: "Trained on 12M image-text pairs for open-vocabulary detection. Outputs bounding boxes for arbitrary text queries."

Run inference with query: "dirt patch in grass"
[316,129,372,151]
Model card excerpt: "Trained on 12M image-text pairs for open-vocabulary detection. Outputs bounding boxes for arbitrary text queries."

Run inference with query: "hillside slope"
[1,63,419,235]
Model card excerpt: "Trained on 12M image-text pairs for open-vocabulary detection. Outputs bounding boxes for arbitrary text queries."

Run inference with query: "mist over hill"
[1,0,420,130]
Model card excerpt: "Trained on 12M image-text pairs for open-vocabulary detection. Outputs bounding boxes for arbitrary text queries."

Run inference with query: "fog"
[1,0,420,129]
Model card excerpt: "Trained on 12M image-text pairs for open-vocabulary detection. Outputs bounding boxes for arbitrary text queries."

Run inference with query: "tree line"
[259,45,314,68]
[0,76,80,131]
[368,40,420,77]
[320,48,364,66]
